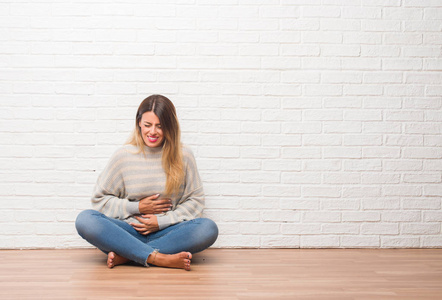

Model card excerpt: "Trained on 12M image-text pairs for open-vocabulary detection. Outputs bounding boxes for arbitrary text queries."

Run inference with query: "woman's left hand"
[131,215,159,235]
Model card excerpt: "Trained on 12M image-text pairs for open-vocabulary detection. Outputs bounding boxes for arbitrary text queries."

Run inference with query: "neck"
[144,144,163,154]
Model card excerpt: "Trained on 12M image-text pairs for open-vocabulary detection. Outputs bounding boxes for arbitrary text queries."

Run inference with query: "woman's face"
[139,111,164,148]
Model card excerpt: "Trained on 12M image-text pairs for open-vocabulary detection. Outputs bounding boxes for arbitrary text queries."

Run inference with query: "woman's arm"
[91,148,139,219]
[91,184,139,220]
[156,148,205,230]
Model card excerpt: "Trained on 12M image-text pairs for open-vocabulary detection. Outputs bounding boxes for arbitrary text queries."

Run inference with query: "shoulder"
[182,144,194,155]
[121,144,139,154]
[109,145,138,162]
[182,144,195,159]
[181,144,197,166]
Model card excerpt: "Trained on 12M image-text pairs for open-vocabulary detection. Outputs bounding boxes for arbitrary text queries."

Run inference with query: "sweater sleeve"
[91,148,140,219]
[156,148,205,230]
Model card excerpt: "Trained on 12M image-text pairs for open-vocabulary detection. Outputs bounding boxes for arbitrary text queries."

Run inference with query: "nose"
[149,126,157,135]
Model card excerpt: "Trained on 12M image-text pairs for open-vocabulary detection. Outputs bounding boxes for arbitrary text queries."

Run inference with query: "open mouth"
[147,136,159,143]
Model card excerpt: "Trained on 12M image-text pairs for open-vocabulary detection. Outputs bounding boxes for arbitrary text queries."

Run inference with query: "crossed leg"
[108,251,192,270]
[76,210,218,271]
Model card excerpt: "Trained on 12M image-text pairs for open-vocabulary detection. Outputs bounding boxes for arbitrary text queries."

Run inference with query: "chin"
[144,139,163,148]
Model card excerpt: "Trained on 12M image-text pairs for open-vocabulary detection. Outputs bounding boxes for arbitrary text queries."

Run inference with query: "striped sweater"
[91,144,205,230]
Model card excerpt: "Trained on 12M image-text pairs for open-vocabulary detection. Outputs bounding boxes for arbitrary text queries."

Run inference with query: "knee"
[198,218,219,244]
[75,209,99,237]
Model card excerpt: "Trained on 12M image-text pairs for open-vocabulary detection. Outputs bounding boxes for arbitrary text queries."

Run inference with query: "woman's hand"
[131,215,159,235]
[138,194,172,214]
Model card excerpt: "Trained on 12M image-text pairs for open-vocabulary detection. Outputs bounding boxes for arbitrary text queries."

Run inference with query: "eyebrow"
[143,121,161,125]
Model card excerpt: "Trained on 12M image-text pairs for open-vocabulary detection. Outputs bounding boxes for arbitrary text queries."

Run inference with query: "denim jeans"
[75,209,218,267]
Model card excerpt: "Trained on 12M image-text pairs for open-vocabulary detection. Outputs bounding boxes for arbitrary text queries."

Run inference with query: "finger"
[149,194,160,200]
[135,221,153,229]
[156,204,172,209]
[141,214,154,219]
[154,206,172,213]
[131,222,147,228]
[154,205,172,212]
[155,199,172,204]
[153,204,172,214]
[131,223,145,228]
[153,203,172,210]
[135,228,151,234]
[134,216,148,224]
[133,219,146,226]
[153,206,167,212]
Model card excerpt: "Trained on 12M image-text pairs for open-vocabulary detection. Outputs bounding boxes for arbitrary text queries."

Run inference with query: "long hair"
[127,95,184,196]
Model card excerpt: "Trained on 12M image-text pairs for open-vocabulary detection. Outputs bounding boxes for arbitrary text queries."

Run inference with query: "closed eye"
[144,123,161,128]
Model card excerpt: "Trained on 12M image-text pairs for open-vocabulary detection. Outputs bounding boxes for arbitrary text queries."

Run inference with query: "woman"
[75,94,218,271]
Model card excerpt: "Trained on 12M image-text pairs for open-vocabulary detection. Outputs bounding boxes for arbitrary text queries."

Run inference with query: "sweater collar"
[143,144,163,155]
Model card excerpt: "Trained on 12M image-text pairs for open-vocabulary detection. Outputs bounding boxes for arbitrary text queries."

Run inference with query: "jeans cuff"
[145,249,159,267]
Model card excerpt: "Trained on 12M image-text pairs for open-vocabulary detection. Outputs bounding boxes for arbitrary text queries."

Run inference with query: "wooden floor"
[1,249,442,299]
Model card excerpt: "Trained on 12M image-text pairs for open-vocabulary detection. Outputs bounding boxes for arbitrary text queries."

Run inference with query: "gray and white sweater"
[91,144,205,230]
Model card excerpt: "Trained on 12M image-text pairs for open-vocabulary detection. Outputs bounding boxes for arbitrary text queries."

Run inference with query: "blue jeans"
[75,209,218,267]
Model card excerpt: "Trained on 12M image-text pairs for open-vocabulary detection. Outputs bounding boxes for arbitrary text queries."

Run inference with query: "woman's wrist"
[127,201,141,215]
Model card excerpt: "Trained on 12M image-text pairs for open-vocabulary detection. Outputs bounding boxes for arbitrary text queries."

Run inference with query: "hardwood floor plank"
[0,249,441,299]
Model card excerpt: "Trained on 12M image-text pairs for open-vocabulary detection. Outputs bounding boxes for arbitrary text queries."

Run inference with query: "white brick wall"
[0,1,441,249]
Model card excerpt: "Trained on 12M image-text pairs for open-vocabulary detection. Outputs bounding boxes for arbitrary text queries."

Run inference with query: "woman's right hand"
[138,194,172,215]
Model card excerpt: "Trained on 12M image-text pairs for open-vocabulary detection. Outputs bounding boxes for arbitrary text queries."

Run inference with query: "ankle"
[146,250,160,266]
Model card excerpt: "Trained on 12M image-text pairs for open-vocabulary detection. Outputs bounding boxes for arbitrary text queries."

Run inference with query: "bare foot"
[147,251,192,271]
[107,252,130,268]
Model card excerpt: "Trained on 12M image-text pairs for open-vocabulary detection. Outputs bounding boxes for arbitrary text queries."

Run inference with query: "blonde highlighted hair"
[126,95,184,196]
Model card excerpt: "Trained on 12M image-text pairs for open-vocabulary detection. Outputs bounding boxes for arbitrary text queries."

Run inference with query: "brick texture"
[0,1,441,249]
